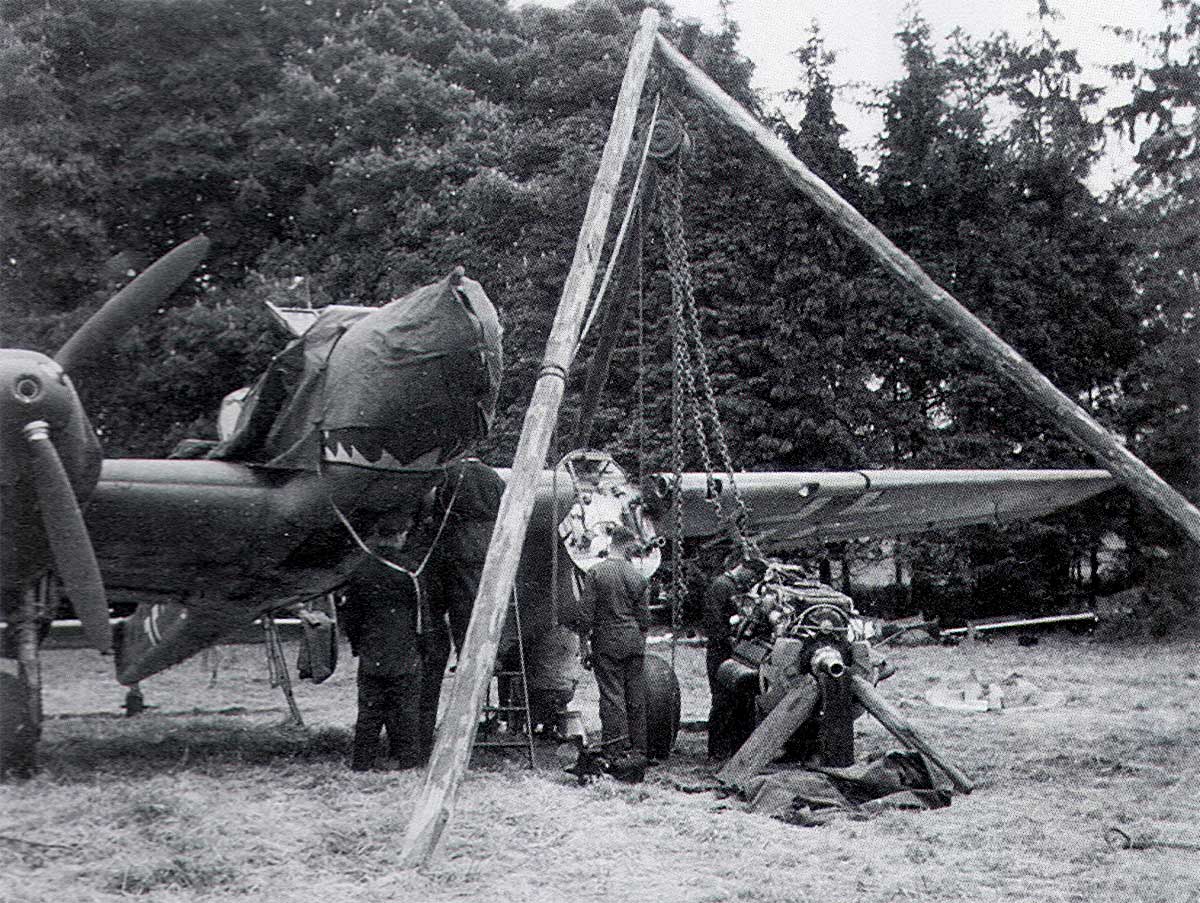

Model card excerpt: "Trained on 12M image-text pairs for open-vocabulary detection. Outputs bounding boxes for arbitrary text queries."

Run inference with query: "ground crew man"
[415,457,504,758]
[704,556,766,759]
[577,525,650,764]
[430,457,505,655]
[340,517,427,771]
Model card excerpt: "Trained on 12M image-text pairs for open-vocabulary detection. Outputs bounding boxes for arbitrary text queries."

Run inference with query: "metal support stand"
[124,683,146,717]
[262,612,304,728]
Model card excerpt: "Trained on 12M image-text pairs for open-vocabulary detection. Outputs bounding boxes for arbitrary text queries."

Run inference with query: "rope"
[551,442,561,643]
[578,94,662,351]
[326,468,462,635]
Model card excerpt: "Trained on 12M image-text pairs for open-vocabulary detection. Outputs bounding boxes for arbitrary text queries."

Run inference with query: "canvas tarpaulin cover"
[211,269,502,471]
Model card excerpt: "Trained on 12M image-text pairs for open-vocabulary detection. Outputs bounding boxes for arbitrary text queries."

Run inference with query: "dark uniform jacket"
[703,573,741,666]
[430,459,504,653]
[579,558,649,658]
[438,458,504,564]
[341,551,422,677]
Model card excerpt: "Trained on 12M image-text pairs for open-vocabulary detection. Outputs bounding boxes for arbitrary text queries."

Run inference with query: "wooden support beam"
[653,34,1200,548]
[717,676,819,792]
[850,675,974,794]
[398,8,661,868]
[0,583,43,778]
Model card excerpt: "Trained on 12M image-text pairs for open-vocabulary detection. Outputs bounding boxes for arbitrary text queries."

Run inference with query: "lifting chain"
[669,213,687,653]
[659,154,760,562]
[636,201,646,486]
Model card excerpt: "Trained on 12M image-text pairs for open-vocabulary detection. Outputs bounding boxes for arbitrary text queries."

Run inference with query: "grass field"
[2,633,1198,902]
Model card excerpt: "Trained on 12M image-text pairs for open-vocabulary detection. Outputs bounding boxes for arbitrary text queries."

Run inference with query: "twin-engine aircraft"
[0,237,1115,774]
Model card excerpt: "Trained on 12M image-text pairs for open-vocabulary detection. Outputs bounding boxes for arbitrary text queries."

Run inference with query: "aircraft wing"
[673,469,1117,549]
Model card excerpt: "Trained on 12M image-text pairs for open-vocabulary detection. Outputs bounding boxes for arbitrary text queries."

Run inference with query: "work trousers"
[440,565,482,656]
[706,647,756,759]
[353,673,421,770]
[594,651,647,754]
[418,625,452,761]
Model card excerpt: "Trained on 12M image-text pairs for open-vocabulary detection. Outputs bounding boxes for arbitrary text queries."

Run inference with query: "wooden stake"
[653,34,1200,547]
[850,675,974,794]
[399,9,661,868]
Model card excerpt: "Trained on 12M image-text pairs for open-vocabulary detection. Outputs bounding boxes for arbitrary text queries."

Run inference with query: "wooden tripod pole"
[653,34,1200,547]
[399,8,660,868]
[851,675,975,794]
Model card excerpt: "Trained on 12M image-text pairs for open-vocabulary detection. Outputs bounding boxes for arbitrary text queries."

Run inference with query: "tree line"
[2,0,1196,629]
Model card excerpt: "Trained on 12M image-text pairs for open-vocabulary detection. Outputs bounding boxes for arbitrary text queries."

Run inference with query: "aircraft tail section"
[114,601,256,685]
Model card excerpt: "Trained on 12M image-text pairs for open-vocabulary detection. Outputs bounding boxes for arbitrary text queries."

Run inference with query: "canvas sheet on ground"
[742,750,952,825]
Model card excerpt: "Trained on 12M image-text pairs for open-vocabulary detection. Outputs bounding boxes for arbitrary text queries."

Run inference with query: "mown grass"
[1,635,1197,902]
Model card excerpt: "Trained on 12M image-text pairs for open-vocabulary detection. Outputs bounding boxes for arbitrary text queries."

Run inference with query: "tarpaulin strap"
[326,469,462,635]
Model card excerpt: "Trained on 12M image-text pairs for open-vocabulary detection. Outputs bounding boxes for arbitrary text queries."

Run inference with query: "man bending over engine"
[704,556,767,759]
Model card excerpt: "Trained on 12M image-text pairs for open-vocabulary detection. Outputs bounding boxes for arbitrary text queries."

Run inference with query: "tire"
[643,653,681,761]
[0,663,39,779]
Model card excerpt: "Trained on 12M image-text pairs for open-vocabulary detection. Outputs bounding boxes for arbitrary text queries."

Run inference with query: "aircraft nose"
[0,350,78,435]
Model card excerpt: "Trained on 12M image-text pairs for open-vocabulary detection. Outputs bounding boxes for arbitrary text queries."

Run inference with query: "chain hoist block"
[648,116,691,161]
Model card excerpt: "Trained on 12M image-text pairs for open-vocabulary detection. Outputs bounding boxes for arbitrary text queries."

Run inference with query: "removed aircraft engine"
[718,564,877,765]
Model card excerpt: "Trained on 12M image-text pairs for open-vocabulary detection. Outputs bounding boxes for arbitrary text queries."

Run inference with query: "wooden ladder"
[471,593,536,769]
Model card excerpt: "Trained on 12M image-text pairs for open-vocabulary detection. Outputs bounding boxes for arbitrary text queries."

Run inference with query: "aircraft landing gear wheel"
[1,589,43,781]
[643,653,681,761]
[0,659,39,780]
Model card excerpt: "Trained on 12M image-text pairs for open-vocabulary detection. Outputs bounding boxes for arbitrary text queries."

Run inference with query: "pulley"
[648,116,691,160]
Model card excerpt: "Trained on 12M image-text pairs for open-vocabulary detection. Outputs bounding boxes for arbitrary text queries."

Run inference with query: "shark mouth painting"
[322,429,443,472]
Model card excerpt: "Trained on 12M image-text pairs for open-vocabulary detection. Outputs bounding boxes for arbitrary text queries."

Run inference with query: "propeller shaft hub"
[22,420,50,443]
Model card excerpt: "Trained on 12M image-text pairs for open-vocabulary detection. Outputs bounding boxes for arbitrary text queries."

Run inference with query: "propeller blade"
[54,234,211,375]
[22,421,112,653]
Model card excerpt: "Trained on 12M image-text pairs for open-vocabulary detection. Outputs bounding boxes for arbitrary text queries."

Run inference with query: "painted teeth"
[322,441,442,471]
[378,450,406,469]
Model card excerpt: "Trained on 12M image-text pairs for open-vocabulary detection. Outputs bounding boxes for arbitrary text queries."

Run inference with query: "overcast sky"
[528,1,1171,187]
